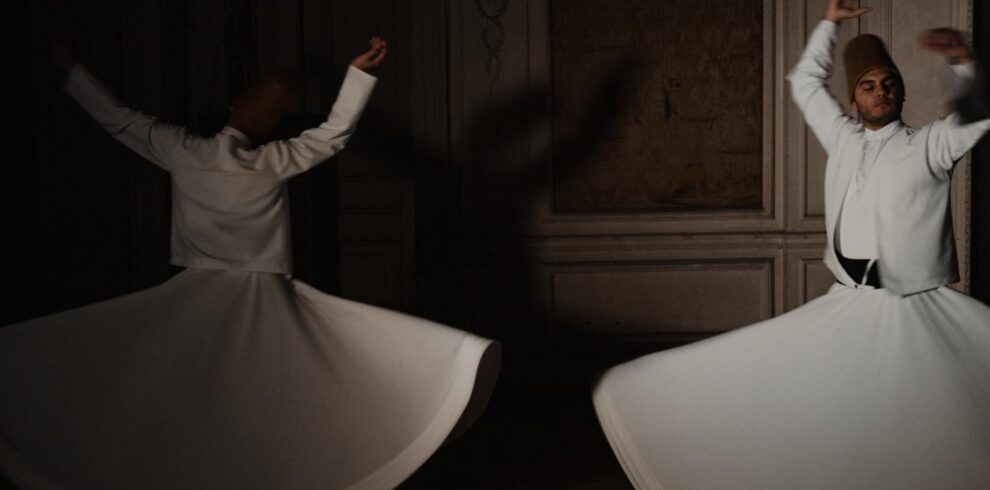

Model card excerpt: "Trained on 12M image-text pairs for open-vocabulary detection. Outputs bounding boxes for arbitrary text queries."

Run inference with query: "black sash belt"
[836,249,882,288]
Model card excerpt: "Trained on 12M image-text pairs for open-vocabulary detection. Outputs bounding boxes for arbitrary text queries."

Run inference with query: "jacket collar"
[864,120,903,141]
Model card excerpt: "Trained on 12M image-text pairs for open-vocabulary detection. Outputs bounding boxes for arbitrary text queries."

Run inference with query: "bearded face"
[851,67,904,129]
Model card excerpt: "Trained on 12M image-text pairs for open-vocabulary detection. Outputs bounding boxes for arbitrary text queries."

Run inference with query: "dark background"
[972,0,990,303]
[5,1,989,488]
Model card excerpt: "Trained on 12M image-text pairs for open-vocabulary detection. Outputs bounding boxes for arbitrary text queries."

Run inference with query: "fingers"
[358,50,386,69]
[370,47,387,65]
[847,7,871,18]
[838,0,869,12]
[920,28,962,48]
[825,0,871,23]
[927,27,962,37]
[366,36,387,67]
[351,36,387,70]
[919,28,971,63]
[920,39,951,52]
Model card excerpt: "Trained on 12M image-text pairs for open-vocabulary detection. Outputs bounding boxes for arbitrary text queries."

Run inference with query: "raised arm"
[920,29,990,174]
[787,0,869,153]
[257,37,385,179]
[57,47,188,172]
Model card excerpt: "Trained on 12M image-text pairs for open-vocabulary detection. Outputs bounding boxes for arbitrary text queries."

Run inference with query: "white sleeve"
[927,62,990,174]
[255,65,377,179]
[787,20,859,155]
[63,65,188,172]
[948,61,975,98]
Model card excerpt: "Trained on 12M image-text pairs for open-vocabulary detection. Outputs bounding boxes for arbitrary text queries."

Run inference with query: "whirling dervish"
[592,0,990,488]
[1,36,499,490]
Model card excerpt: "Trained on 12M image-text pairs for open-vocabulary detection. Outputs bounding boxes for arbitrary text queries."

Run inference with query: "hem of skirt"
[592,373,666,490]
[346,334,495,490]
[0,437,68,490]
[1,336,496,490]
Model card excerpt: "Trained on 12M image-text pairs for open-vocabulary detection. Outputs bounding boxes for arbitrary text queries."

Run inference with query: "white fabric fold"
[1,269,499,489]
[594,285,990,489]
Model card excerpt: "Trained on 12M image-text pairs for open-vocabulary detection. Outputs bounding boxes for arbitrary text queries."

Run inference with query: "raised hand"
[350,36,387,71]
[824,0,870,23]
[920,28,971,65]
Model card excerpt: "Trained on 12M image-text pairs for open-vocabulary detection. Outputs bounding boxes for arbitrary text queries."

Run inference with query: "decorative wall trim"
[475,0,509,94]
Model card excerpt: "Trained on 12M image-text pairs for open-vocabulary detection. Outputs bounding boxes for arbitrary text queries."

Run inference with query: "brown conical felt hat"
[843,34,903,101]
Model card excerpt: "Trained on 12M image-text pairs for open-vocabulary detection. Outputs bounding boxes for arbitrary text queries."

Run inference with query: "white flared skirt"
[593,284,990,489]
[1,268,499,489]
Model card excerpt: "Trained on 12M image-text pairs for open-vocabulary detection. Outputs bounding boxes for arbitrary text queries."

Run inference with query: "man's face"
[852,67,904,129]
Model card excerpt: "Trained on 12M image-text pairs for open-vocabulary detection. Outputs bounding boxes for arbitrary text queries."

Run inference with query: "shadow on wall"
[356,55,650,489]
[357,53,647,364]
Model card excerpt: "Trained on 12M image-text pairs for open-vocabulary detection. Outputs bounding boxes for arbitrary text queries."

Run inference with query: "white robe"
[592,20,990,489]
[836,120,901,260]
[0,65,499,490]
[789,22,990,295]
[63,64,377,274]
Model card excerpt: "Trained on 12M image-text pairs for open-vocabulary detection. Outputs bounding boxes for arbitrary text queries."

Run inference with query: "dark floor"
[400,368,634,490]
[1,348,659,490]
[0,380,633,490]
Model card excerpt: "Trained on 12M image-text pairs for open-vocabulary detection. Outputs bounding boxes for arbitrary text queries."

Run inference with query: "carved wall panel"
[550,261,774,335]
[337,146,406,308]
[550,0,764,212]
[785,240,835,311]
[535,238,787,337]
[333,1,416,309]
[451,0,536,222]
[450,0,781,236]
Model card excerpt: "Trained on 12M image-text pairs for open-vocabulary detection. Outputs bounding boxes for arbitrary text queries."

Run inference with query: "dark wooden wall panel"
[333,0,417,309]
[551,261,773,335]
[454,0,535,223]
[551,0,764,212]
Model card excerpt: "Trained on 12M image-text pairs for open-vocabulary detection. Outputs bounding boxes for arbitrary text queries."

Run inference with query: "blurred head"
[843,34,905,129]
[227,67,304,142]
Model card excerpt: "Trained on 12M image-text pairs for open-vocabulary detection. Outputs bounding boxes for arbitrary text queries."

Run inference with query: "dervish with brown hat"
[789,0,989,294]
[590,0,990,488]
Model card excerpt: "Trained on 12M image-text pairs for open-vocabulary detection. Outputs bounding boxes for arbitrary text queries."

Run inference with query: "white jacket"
[788,21,990,295]
[64,65,377,274]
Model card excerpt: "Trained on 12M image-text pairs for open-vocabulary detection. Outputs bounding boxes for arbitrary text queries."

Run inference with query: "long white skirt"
[593,284,990,489]
[0,268,499,489]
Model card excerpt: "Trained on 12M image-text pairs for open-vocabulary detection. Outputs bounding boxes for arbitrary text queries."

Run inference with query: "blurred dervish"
[1,36,499,490]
